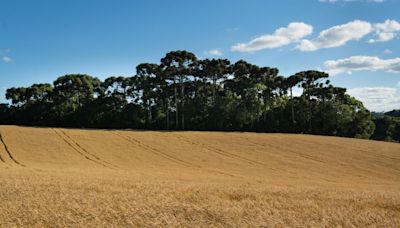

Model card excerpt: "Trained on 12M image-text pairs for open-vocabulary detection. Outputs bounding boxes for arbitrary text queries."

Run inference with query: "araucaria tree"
[0,50,377,140]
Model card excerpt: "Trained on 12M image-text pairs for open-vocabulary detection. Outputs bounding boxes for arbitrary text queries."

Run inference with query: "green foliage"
[372,114,400,142]
[384,109,400,118]
[0,50,382,141]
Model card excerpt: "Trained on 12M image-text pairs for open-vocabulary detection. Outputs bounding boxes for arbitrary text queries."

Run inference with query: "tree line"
[0,50,380,140]
[371,111,400,142]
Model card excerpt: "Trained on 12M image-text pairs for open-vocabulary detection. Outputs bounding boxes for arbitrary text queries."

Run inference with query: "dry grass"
[0,125,399,227]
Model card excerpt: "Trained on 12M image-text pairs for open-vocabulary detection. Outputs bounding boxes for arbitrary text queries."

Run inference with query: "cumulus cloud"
[369,19,400,43]
[232,19,398,53]
[204,49,223,56]
[297,20,372,51]
[231,22,313,52]
[1,56,12,63]
[384,49,393,54]
[323,56,400,75]
[348,87,400,112]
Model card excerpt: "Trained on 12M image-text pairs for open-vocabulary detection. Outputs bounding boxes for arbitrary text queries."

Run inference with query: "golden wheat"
[0,125,399,227]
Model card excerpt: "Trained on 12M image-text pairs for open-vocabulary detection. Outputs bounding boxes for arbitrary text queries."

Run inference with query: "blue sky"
[0,0,399,111]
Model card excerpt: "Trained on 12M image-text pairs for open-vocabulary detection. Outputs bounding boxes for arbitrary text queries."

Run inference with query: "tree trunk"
[213,77,217,129]
[290,87,295,130]
[77,91,81,110]
[263,92,268,123]
[173,77,178,129]
[147,99,152,128]
[166,98,170,130]
[213,77,217,105]
[180,75,185,130]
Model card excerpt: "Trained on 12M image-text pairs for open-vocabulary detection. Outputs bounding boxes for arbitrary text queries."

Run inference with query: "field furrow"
[0,131,25,167]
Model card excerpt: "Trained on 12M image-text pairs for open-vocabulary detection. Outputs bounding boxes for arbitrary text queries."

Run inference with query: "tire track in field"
[53,129,117,170]
[114,132,198,168]
[0,152,11,168]
[115,132,243,179]
[240,136,326,164]
[0,146,5,163]
[0,131,25,167]
[173,133,267,167]
[57,129,121,170]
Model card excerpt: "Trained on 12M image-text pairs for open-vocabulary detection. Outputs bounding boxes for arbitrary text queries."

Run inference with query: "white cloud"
[323,55,400,75]
[383,49,393,54]
[204,49,223,56]
[297,20,372,51]
[369,19,400,43]
[231,22,313,52]
[1,56,12,63]
[348,87,400,112]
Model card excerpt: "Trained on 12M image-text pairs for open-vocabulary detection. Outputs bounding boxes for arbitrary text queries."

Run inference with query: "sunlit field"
[0,125,399,227]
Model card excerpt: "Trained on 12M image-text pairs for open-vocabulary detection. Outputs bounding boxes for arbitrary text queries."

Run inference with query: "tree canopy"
[0,50,383,141]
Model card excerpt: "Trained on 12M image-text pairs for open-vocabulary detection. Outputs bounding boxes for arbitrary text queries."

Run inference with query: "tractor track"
[239,136,326,164]
[173,133,267,167]
[0,150,5,163]
[58,129,121,170]
[0,131,25,167]
[115,132,245,179]
[53,129,118,170]
[114,132,199,168]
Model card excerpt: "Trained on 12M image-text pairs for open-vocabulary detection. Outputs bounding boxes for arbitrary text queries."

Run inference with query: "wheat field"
[0,125,399,227]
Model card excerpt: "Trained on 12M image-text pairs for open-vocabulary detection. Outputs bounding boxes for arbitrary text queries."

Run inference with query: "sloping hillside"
[0,125,399,227]
[0,125,399,187]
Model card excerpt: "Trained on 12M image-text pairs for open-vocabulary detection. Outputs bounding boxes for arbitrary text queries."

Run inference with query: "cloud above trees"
[204,49,223,56]
[323,56,400,75]
[297,20,372,51]
[231,22,313,52]
[348,87,400,112]
[369,19,400,43]
[232,19,399,53]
